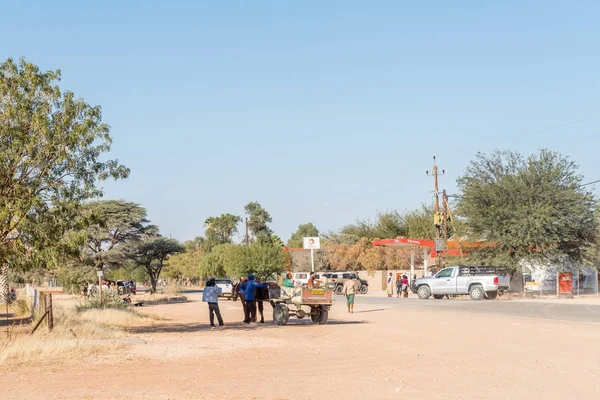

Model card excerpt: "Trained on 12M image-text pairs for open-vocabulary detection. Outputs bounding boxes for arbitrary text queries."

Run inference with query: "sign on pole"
[303,237,320,272]
[435,238,445,252]
[97,270,103,277]
[303,237,320,250]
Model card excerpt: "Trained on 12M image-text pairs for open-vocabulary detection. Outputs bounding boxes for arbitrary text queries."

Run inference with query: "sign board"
[97,270,103,277]
[559,272,573,294]
[435,238,445,252]
[303,237,320,250]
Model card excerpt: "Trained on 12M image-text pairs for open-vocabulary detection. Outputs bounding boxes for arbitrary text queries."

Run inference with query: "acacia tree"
[127,237,185,293]
[456,149,598,268]
[82,200,157,268]
[0,58,128,303]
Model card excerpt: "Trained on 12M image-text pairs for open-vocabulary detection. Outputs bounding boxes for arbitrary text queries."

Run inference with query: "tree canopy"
[82,200,158,267]
[456,149,599,268]
[203,213,242,251]
[127,237,185,293]
[245,202,273,244]
[0,58,128,302]
[287,223,319,248]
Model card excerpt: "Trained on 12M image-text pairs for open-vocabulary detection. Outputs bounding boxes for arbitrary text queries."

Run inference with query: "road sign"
[97,270,103,277]
[303,237,320,250]
[435,238,445,252]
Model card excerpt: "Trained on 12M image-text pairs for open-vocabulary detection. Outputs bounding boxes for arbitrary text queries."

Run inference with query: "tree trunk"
[148,270,157,294]
[0,262,8,305]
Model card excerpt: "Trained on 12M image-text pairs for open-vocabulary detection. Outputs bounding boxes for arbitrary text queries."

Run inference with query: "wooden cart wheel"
[310,305,329,325]
[273,304,290,325]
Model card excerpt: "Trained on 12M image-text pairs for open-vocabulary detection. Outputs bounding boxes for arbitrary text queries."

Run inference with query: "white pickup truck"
[413,266,510,300]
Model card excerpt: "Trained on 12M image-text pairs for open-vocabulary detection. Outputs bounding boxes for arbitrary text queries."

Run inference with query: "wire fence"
[1,286,54,344]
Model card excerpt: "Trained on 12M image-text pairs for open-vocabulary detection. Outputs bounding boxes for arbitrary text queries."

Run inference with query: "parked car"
[215,279,233,298]
[413,265,510,300]
[316,272,369,295]
[292,272,310,287]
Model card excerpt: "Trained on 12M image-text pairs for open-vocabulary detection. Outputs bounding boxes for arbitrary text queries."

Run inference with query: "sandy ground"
[3,292,600,400]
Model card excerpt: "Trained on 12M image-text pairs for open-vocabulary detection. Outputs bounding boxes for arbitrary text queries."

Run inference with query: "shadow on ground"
[127,319,368,334]
[353,308,386,314]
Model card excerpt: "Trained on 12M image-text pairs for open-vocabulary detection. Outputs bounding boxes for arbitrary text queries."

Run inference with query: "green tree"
[456,149,598,268]
[271,234,284,247]
[287,223,319,248]
[404,205,436,240]
[81,200,158,268]
[0,58,128,303]
[203,213,242,251]
[199,243,231,279]
[127,237,185,293]
[223,242,288,281]
[244,202,273,244]
[340,211,408,241]
[164,240,203,280]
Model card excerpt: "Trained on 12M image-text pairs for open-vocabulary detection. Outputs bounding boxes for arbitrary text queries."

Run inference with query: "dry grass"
[136,291,187,305]
[0,306,152,367]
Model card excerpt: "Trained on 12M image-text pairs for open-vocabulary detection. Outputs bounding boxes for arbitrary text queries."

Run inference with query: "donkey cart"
[269,286,333,326]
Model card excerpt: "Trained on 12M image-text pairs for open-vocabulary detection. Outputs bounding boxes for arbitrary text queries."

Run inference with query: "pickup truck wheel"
[485,291,498,300]
[359,284,368,295]
[433,295,444,300]
[417,285,431,300]
[469,285,484,301]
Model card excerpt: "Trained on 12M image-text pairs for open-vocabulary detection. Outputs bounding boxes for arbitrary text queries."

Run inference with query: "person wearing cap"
[239,273,268,323]
[202,276,224,328]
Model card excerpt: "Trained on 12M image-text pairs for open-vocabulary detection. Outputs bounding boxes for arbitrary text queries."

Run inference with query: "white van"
[292,272,310,286]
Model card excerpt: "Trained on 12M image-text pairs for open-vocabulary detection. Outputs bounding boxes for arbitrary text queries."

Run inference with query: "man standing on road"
[239,274,268,323]
[342,275,359,313]
[202,276,224,328]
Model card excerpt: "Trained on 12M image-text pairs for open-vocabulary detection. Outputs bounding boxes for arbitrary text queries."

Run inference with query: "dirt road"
[3,292,600,399]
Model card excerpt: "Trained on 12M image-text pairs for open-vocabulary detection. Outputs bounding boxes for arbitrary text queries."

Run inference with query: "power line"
[580,179,600,187]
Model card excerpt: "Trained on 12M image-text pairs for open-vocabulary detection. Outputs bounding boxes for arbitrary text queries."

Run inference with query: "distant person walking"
[239,274,268,324]
[396,275,403,298]
[402,275,409,298]
[386,272,394,297]
[342,275,359,313]
[202,276,224,328]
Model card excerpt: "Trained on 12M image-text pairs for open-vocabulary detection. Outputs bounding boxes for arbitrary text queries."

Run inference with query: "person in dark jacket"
[239,273,268,324]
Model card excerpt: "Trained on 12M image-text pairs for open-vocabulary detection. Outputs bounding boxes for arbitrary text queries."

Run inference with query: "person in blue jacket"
[239,273,268,323]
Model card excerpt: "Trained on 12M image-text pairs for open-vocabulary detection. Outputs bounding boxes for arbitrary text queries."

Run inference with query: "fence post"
[47,293,53,331]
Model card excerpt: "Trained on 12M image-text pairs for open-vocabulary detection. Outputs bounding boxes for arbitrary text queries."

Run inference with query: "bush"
[75,291,128,312]
[13,299,32,317]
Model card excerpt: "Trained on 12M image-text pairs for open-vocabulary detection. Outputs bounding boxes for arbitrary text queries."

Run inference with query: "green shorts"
[346,294,355,306]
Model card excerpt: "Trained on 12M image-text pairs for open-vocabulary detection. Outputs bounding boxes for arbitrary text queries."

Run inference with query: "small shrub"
[75,291,128,312]
[13,299,32,317]
[165,284,183,296]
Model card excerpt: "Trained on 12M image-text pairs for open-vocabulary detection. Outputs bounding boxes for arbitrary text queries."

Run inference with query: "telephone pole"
[426,157,445,268]
[244,217,250,247]
[442,189,449,262]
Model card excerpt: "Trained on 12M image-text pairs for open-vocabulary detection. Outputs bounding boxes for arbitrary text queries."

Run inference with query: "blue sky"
[3,1,599,242]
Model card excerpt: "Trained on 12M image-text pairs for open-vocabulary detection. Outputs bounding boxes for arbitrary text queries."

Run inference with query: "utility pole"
[442,189,449,267]
[244,217,250,247]
[426,157,445,269]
